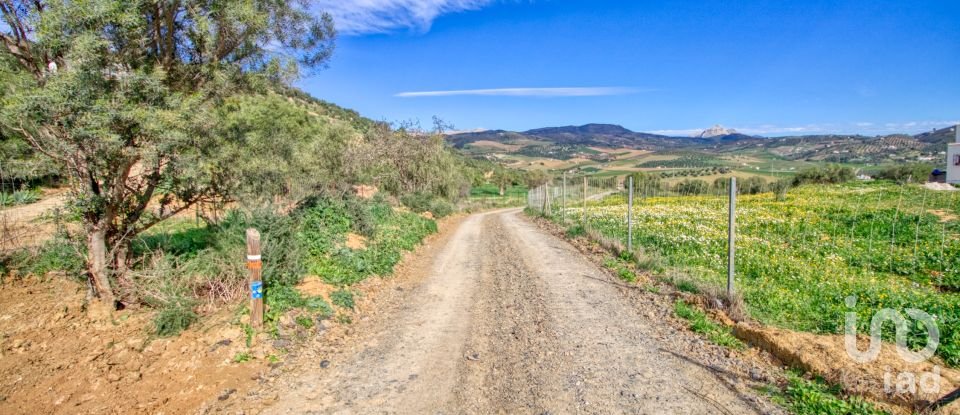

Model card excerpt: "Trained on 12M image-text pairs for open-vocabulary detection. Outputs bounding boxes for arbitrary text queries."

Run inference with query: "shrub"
[428,198,455,218]
[566,225,586,238]
[12,235,87,280]
[674,179,710,195]
[793,165,854,186]
[738,176,768,195]
[295,315,314,329]
[768,179,791,201]
[875,163,935,184]
[400,192,433,213]
[330,288,355,310]
[263,284,333,324]
[400,192,455,218]
[154,294,199,337]
[0,189,40,207]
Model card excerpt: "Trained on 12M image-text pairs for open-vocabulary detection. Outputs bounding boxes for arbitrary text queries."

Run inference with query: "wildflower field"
[564,182,960,365]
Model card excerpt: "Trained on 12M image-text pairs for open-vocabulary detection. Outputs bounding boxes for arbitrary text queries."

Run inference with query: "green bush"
[793,165,854,186]
[767,179,791,201]
[18,192,434,336]
[674,179,710,195]
[875,163,935,184]
[26,237,86,279]
[330,288,355,309]
[566,225,586,238]
[738,176,768,195]
[428,198,455,218]
[263,284,333,325]
[0,189,40,207]
[400,192,455,218]
[154,295,199,336]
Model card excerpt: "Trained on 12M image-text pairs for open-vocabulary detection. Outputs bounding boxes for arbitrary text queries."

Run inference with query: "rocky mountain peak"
[699,125,738,138]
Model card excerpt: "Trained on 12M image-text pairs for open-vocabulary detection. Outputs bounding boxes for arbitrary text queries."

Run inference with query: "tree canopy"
[0,0,336,304]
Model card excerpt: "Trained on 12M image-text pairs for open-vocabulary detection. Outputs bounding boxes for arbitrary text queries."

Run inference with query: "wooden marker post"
[246,229,263,329]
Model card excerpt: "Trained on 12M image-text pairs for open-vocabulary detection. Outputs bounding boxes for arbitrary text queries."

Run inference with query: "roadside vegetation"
[673,299,745,350]
[0,1,525,341]
[538,167,924,413]
[541,166,960,366]
[770,371,888,415]
[0,189,40,207]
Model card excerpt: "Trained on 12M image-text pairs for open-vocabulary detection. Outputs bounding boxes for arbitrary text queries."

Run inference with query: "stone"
[218,388,237,401]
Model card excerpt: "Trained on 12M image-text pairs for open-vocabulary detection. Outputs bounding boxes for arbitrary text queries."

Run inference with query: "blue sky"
[300,0,960,136]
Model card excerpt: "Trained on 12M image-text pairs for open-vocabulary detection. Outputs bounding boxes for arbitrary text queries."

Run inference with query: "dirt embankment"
[0,276,259,414]
[0,214,467,414]
[735,324,960,414]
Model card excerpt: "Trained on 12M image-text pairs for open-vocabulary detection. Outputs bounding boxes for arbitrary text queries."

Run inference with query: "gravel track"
[235,208,778,414]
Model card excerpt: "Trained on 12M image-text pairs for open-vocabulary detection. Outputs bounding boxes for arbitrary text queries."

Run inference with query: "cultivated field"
[562,182,960,366]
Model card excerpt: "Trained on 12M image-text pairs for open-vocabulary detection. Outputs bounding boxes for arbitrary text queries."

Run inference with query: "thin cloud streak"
[395,87,648,98]
[313,0,493,35]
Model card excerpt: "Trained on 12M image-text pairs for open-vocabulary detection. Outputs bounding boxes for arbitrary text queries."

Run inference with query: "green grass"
[602,256,637,283]
[470,183,528,198]
[565,225,586,238]
[771,371,888,415]
[562,182,960,366]
[295,315,314,329]
[330,288,355,310]
[673,300,745,349]
[673,279,700,294]
[232,351,253,363]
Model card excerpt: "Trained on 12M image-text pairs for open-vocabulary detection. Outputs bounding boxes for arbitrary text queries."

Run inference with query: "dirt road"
[233,209,778,414]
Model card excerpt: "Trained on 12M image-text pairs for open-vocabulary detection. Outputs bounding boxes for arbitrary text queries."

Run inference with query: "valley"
[449,123,953,181]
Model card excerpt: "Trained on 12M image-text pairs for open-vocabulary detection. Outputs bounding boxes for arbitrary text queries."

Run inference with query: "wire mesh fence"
[0,175,64,252]
[527,175,960,358]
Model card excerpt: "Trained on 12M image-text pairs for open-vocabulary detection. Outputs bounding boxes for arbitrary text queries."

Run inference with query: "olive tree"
[0,0,335,305]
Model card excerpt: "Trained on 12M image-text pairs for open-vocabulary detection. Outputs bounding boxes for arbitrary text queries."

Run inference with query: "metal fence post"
[727,177,737,297]
[627,175,634,253]
[542,182,550,215]
[561,172,567,225]
[582,176,587,227]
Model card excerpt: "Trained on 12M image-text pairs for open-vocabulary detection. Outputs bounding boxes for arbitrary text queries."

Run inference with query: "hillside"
[448,123,952,169]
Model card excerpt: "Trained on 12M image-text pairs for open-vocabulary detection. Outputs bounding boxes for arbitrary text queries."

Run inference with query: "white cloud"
[395,87,645,97]
[647,129,703,136]
[313,0,493,35]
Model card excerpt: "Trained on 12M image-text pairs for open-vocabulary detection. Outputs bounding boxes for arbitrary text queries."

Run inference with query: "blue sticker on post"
[250,281,263,299]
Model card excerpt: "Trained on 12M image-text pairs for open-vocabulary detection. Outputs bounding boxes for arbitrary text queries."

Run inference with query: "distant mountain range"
[447,123,957,164]
[446,123,753,150]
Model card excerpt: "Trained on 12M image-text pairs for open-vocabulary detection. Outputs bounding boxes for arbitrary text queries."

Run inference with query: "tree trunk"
[87,228,115,306]
[499,185,505,196]
[114,241,131,299]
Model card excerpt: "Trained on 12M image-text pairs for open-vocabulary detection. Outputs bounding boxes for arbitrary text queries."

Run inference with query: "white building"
[948,125,960,184]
